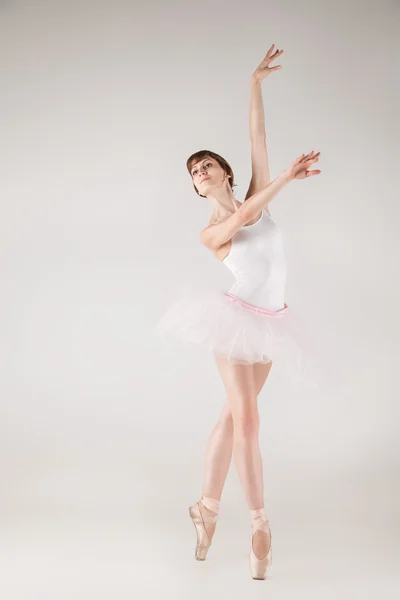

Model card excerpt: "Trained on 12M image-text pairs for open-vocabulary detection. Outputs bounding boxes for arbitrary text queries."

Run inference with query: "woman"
[155,44,322,580]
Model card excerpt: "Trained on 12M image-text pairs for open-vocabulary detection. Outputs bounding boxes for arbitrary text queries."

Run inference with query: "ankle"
[249,507,269,535]
[201,495,220,516]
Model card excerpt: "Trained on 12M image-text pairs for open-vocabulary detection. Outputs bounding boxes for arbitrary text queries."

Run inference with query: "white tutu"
[155,283,330,390]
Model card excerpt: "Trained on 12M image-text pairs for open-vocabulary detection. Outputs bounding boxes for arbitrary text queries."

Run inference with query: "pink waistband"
[224,292,288,317]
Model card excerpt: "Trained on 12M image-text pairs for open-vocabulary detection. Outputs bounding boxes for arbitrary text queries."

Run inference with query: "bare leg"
[202,401,234,500]
[193,401,233,543]
[213,355,273,559]
[202,360,273,501]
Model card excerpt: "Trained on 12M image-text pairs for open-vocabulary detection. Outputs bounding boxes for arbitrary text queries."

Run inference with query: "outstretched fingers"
[303,151,320,160]
[297,151,320,166]
[264,44,284,65]
[292,151,321,176]
[294,152,309,164]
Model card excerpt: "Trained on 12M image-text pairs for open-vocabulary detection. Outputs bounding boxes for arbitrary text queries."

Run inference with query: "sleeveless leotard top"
[222,208,287,310]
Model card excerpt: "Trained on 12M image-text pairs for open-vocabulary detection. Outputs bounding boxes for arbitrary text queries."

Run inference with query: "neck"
[206,189,241,221]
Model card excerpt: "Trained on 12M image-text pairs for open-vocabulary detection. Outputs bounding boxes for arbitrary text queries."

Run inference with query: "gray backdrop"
[1,0,398,598]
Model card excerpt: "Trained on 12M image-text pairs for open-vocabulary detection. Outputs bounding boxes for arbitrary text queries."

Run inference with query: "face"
[190,156,228,195]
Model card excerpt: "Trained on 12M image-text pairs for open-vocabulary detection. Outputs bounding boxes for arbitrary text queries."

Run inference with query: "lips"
[201,178,210,183]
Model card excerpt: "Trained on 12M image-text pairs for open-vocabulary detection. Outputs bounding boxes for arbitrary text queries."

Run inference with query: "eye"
[192,162,212,176]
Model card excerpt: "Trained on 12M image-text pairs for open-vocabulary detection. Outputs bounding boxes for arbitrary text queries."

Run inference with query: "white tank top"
[222,208,287,310]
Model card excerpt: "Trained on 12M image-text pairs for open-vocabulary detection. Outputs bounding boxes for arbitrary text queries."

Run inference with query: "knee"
[232,409,260,438]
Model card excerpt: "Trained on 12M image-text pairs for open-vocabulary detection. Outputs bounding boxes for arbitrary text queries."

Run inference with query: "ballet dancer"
[156,43,321,579]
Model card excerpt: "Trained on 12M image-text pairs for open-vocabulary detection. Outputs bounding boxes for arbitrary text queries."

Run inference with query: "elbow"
[200,230,212,249]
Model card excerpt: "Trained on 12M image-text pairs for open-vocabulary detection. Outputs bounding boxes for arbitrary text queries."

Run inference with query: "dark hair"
[186,150,237,198]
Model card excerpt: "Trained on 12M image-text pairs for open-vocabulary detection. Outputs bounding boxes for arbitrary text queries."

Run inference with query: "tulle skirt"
[155,283,330,390]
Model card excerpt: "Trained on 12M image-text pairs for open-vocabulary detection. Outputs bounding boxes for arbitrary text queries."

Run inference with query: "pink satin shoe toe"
[188,500,218,561]
[249,519,272,580]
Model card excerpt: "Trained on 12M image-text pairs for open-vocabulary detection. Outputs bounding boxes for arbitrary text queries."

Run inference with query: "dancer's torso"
[212,208,287,310]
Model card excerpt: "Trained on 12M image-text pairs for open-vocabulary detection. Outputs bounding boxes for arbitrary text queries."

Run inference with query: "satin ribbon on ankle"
[201,495,220,516]
[249,508,270,534]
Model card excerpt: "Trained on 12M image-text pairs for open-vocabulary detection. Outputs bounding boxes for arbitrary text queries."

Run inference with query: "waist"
[224,292,288,316]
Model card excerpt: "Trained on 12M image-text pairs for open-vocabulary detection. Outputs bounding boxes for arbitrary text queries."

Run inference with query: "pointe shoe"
[188,500,218,561]
[249,519,272,580]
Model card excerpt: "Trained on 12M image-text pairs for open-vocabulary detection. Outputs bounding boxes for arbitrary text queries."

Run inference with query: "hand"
[252,44,284,83]
[286,151,321,181]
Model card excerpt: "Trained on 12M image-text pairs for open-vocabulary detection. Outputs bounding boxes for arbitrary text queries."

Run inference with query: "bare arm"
[244,45,284,199]
[200,151,321,251]
[244,80,271,199]
[200,171,290,250]
[249,76,267,140]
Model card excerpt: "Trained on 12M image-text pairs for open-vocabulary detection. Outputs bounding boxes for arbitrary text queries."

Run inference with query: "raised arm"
[244,45,284,201]
[200,152,321,251]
